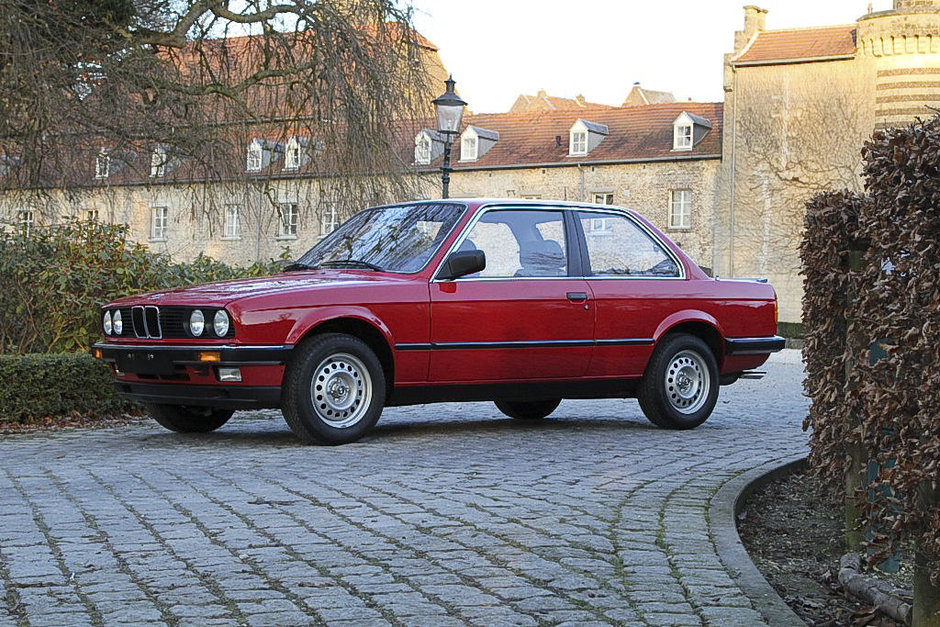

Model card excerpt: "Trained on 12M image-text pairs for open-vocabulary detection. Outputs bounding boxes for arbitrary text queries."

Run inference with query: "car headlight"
[213,310,230,337]
[189,309,205,337]
[103,311,112,335]
[112,309,123,335]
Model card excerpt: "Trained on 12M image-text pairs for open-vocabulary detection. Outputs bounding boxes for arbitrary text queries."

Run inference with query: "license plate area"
[115,351,176,376]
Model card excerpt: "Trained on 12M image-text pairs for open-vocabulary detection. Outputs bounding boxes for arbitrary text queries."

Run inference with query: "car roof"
[385,198,635,212]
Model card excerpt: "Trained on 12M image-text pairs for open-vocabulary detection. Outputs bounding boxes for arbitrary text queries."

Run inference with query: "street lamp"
[432,76,466,199]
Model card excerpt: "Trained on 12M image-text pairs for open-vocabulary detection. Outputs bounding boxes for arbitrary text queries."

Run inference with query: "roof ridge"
[756,23,857,34]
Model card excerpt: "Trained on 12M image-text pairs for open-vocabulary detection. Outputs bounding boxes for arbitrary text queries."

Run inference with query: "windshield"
[291,203,465,274]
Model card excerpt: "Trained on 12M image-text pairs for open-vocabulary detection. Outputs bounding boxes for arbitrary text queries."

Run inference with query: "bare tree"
[0,0,434,219]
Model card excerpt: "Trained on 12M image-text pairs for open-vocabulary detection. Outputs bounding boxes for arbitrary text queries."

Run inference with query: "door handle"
[566,292,588,302]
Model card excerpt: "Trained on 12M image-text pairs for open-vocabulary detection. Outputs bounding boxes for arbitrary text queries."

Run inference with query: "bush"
[801,117,940,592]
[0,220,283,354]
[0,353,132,423]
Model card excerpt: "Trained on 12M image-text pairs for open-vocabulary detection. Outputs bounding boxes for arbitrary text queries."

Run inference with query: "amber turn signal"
[93,349,103,359]
[198,351,221,363]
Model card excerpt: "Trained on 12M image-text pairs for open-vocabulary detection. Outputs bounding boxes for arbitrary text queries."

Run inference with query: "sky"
[408,0,894,113]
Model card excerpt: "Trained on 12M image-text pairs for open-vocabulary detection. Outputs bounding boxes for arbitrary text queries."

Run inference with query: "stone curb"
[709,454,808,626]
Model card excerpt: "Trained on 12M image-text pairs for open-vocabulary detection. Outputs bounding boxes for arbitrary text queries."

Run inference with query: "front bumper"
[93,342,292,409]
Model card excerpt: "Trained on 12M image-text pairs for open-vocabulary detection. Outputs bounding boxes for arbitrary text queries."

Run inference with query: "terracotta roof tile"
[735,26,857,65]
[416,102,723,170]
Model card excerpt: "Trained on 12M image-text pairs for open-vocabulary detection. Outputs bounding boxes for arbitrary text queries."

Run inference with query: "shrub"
[0,220,282,354]
[802,117,940,598]
[0,353,132,423]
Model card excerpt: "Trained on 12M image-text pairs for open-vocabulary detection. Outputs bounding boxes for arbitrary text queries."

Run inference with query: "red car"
[94,200,783,445]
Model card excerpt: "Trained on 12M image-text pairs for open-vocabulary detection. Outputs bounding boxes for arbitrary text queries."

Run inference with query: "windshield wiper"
[282,262,318,272]
[320,259,384,271]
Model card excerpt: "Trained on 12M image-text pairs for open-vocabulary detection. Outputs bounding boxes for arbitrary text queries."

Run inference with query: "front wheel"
[282,333,386,445]
[146,404,233,433]
[637,334,718,430]
[494,399,561,420]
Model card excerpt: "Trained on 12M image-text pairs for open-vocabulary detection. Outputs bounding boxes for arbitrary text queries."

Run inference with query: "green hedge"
[0,220,283,354]
[0,353,133,423]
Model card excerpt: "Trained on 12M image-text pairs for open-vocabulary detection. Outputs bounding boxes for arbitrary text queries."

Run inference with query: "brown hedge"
[802,116,940,580]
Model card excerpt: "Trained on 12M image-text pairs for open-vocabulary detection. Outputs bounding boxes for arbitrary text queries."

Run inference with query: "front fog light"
[112,309,123,335]
[217,367,242,382]
[103,311,112,335]
[213,310,230,337]
[189,309,205,336]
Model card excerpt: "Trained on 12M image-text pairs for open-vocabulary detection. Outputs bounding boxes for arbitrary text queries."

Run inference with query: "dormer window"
[415,134,432,165]
[674,124,693,150]
[247,141,263,172]
[150,146,167,178]
[672,112,712,151]
[570,131,587,155]
[459,126,498,162]
[414,130,445,166]
[95,149,109,179]
[568,120,609,157]
[284,137,302,170]
[461,136,477,161]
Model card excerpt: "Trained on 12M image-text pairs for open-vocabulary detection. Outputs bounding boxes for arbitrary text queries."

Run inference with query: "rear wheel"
[637,334,718,430]
[494,399,561,420]
[282,333,386,445]
[147,404,233,433]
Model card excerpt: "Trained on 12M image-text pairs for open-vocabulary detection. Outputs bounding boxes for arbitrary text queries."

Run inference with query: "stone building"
[715,0,940,321]
[4,1,940,325]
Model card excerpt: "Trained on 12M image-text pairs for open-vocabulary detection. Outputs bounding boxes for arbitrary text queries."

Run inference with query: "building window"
[674,124,693,150]
[319,202,340,236]
[570,131,587,155]
[150,147,167,178]
[86,208,99,222]
[415,134,431,165]
[223,204,240,239]
[278,203,298,238]
[592,192,614,205]
[17,209,34,236]
[285,137,301,170]
[151,206,168,240]
[669,190,692,229]
[247,142,262,172]
[95,150,109,179]
[461,135,477,161]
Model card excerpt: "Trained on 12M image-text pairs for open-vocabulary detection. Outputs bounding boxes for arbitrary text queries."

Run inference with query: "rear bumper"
[725,336,786,355]
[113,381,280,409]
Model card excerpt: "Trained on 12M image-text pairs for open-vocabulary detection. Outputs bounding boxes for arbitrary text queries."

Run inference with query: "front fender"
[285,306,394,347]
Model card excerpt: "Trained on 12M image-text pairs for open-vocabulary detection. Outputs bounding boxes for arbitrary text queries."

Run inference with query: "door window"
[579,211,679,277]
[461,210,567,278]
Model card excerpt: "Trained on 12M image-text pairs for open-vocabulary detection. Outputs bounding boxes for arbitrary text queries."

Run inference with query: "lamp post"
[432,76,466,199]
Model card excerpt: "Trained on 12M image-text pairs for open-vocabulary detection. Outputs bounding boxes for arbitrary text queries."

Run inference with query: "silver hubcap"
[665,350,710,415]
[310,353,372,428]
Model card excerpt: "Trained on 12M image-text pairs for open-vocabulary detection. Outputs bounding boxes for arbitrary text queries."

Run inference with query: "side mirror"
[437,250,486,281]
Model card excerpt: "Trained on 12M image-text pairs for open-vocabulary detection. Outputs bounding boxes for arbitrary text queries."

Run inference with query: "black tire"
[282,333,386,445]
[146,404,233,433]
[637,334,719,430]
[494,399,561,420]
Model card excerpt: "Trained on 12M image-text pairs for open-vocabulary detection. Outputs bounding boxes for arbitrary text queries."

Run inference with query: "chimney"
[743,5,767,39]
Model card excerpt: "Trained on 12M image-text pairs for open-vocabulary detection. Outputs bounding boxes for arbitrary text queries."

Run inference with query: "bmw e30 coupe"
[94,199,784,444]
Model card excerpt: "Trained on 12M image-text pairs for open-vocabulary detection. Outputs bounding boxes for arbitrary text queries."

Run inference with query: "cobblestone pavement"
[0,350,807,626]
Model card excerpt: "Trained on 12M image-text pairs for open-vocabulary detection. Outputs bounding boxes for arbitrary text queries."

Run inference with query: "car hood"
[107,271,406,307]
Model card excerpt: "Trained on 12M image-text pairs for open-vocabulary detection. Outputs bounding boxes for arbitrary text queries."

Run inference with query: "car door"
[575,209,685,377]
[428,207,595,383]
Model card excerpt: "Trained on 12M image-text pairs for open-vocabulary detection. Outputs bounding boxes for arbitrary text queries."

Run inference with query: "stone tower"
[895,0,940,10]
[859,0,940,128]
